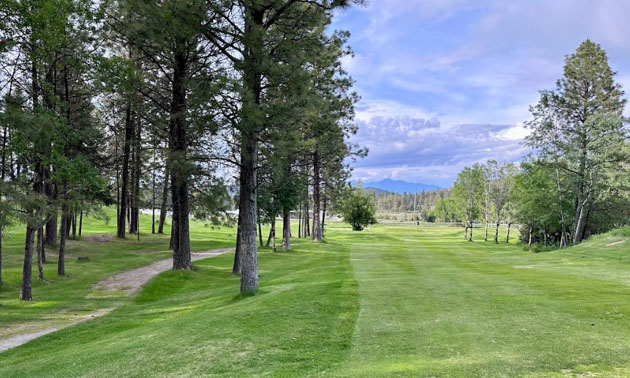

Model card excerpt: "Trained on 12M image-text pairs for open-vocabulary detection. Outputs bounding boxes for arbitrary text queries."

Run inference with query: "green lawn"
[1,217,630,377]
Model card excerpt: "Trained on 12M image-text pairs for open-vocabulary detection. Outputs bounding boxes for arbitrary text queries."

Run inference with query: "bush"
[340,188,377,231]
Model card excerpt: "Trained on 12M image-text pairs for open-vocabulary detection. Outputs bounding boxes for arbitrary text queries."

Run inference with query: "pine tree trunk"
[282,207,291,251]
[36,227,44,281]
[238,132,259,292]
[298,203,302,238]
[130,116,141,234]
[158,170,169,234]
[258,210,263,247]
[169,48,191,270]
[271,218,276,252]
[21,225,35,300]
[71,212,77,240]
[58,205,68,276]
[233,212,242,275]
[321,197,327,238]
[312,151,322,241]
[117,105,132,239]
[304,197,310,238]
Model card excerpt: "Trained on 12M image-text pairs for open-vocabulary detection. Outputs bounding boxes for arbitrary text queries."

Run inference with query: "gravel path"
[0,248,232,353]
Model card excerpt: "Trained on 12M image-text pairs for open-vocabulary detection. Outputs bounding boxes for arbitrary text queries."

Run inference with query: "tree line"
[0,0,366,300]
[446,41,629,247]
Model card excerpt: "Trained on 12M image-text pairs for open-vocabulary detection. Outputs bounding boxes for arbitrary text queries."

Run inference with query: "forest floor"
[1,215,630,377]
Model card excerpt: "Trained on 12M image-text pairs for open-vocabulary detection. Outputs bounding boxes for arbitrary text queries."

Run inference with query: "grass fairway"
[1,220,630,377]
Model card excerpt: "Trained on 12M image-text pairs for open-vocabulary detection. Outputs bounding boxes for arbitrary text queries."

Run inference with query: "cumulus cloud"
[332,1,630,186]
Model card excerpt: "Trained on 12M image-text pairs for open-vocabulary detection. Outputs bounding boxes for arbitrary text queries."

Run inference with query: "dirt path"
[0,248,232,354]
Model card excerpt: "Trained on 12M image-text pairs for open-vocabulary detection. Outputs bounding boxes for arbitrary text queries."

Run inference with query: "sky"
[331,0,630,187]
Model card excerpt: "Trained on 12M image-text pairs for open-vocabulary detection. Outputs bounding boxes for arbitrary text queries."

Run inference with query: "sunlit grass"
[1,219,630,377]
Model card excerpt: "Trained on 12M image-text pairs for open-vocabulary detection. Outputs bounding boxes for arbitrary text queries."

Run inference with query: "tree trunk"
[258,210,263,247]
[282,207,291,251]
[58,205,68,276]
[71,212,76,240]
[298,203,302,238]
[556,167,567,248]
[158,170,169,234]
[79,207,83,237]
[312,151,322,241]
[484,221,489,242]
[321,196,327,238]
[271,218,276,252]
[169,48,191,270]
[238,131,259,292]
[266,216,274,247]
[117,105,133,239]
[506,223,511,243]
[233,212,242,275]
[36,227,45,281]
[468,221,473,241]
[21,225,36,300]
[130,115,141,234]
[528,224,533,247]
[494,220,500,244]
[304,197,310,238]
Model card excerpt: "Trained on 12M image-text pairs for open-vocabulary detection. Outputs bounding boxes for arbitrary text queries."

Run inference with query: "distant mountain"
[359,179,441,194]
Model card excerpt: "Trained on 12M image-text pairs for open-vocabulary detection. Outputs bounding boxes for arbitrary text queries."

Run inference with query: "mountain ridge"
[356,179,441,194]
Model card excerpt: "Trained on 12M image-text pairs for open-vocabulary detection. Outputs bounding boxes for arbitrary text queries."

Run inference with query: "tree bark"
[117,105,133,239]
[506,222,511,243]
[271,219,276,252]
[298,203,302,238]
[266,216,274,247]
[58,205,68,276]
[129,115,141,234]
[158,169,169,234]
[304,197,310,238]
[494,220,500,244]
[79,207,83,236]
[321,196,327,238]
[169,48,191,270]
[36,227,44,281]
[233,212,242,275]
[312,151,322,241]
[238,131,259,292]
[258,210,263,247]
[71,211,76,240]
[468,221,473,241]
[21,225,35,300]
[282,207,291,251]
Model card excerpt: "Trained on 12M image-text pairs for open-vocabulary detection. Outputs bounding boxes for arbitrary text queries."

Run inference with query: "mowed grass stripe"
[335,225,630,377]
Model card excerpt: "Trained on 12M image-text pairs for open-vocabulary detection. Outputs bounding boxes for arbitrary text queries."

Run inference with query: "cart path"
[0,248,233,353]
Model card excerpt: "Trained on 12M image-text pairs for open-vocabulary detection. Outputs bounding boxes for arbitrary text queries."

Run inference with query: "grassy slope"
[1,221,630,377]
[0,209,235,338]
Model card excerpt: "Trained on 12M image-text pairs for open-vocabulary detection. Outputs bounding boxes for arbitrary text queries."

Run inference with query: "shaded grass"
[0,209,235,338]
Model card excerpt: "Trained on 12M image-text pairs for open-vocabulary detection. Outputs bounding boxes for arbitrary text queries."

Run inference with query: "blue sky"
[331,0,630,187]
